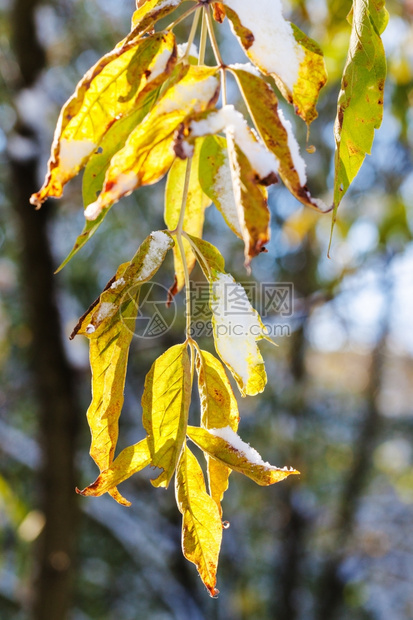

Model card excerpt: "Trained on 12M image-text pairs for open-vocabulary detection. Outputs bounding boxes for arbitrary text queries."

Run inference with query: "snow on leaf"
[164,138,212,298]
[187,426,300,486]
[175,445,222,597]
[83,65,220,220]
[223,0,326,124]
[142,343,191,489]
[199,135,243,239]
[196,349,239,515]
[76,438,151,506]
[209,272,267,396]
[232,67,330,213]
[70,232,173,502]
[332,0,387,240]
[30,32,177,208]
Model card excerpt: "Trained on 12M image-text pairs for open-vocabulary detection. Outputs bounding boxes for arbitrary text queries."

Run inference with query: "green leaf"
[231,67,328,212]
[196,348,239,515]
[83,65,220,221]
[30,31,177,208]
[76,438,151,506]
[164,138,212,297]
[187,426,299,486]
[71,231,173,502]
[223,2,326,124]
[332,0,387,236]
[175,444,222,597]
[142,343,191,488]
[186,235,226,276]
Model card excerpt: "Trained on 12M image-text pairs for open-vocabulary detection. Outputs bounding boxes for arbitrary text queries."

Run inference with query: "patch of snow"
[86,324,96,334]
[278,108,307,185]
[190,105,278,180]
[138,231,173,281]
[95,302,115,323]
[225,0,303,91]
[110,277,126,290]
[146,48,173,83]
[84,200,101,221]
[211,272,264,387]
[229,62,261,77]
[159,74,219,114]
[84,172,137,221]
[177,42,198,59]
[209,426,295,471]
[59,138,97,172]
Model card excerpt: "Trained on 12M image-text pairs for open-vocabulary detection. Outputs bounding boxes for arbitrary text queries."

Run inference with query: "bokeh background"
[1,1,413,618]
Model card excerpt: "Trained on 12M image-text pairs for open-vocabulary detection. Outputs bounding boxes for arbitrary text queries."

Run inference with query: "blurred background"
[1,0,413,618]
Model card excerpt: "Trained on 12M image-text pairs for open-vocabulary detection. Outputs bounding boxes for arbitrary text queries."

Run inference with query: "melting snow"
[213,153,242,237]
[146,48,173,83]
[95,302,115,323]
[138,231,172,281]
[110,277,126,290]
[160,75,219,114]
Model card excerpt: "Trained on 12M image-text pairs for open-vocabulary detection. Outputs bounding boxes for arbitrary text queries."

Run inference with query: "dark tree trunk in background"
[9,1,81,618]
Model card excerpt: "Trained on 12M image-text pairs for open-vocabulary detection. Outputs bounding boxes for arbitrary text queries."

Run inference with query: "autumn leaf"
[196,348,239,515]
[181,106,276,264]
[142,343,191,488]
[71,231,173,503]
[30,31,177,208]
[187,426,299,486]
[231,67,329,212]
[188,237,268,396]
[164,138,212,297]
[332,0,387,237]
[77,438,151,506]
[82,65,220,221]
[175,444,222,597]
[223,0,326,124]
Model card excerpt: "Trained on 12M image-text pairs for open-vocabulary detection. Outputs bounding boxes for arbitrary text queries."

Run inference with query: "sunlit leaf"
[76,438,151,506]
[83,65,220,221]
[231,67,329,212]
[142,343,191,488]
[223,1,326,124]
[196,348,239,514]
[184,107,275,264]
[187,426,299,486]
[71,231,173,502]
[164,139,212,297]
[30,32,177,208]
[175,444,222,597]
[332,0,387,236]
[199,135,243,238]
[188,237,268,396]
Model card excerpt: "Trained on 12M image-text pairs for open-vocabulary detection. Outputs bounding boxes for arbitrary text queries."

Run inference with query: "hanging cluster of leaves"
[30,0,387,596]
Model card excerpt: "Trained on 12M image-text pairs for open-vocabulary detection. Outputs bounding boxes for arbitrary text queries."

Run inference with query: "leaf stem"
[205,5,227,104]
[199,8,208,65]
[166,3,199,32]
[182,6,201,61]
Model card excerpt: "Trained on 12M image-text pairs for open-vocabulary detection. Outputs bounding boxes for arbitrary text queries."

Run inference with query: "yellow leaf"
[71,231,173,502]
[196,349,239,515]
[76,438,151,506]
[164,139,212,296]
[142,343,191,488]
[176,445,222,597]
[187,426,299,486]
[30,32,177,208]
[83,65,220,221]
[231,67,329,212]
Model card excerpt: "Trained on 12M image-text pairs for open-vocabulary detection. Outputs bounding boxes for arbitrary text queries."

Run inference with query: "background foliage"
[1,0,413,618]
